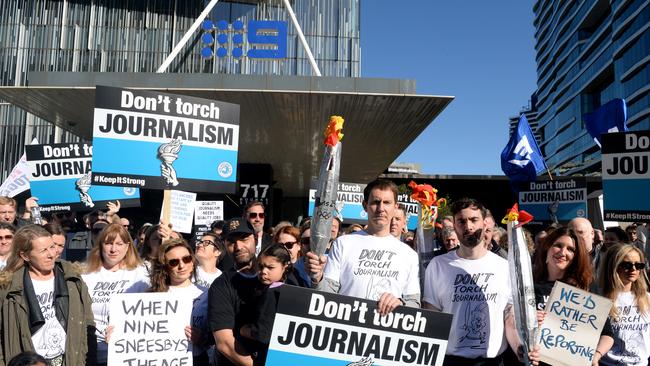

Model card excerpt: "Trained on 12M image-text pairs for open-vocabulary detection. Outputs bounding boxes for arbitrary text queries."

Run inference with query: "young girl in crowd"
[239,244,292,365]
[595,244,650,365]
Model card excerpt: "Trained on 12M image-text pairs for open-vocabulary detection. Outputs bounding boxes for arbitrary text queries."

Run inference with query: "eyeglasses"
[167,255,193,268]
[278,241,297,249]
[619,261,646,271]
[0,235,13,241]
[248,212,265,219]
[196,239,216,248]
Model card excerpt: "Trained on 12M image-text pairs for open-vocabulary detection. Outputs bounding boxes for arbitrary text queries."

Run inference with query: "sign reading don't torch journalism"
[518,178,587,223]
[267,286,452,366]
[91,86,240,193]
[26,143,140,212]
[601,131,650,221]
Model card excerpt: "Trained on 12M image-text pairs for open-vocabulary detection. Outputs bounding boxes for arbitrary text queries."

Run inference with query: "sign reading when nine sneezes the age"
[601,131,650,221]
[25,143,140,212]
[108,293,193,366]
[538,282,612,366]
[267,286,452,366]
[91,86,240,194]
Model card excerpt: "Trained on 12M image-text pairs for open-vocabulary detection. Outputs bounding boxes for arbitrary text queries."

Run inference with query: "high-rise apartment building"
[533,0,649,175]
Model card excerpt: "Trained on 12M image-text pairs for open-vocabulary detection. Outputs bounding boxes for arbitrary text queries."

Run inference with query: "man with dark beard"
[422,198,540,366]
[208,218,259,366]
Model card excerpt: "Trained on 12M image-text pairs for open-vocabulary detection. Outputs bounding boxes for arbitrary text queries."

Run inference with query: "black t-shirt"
[208,268,261,366]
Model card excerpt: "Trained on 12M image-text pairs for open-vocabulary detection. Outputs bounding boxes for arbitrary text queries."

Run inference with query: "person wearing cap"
[208,218,260,366]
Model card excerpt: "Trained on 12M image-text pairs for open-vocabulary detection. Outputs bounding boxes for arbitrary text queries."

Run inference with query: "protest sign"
[91,86,240,193]
[266,286,452,366]
[538,281,612,366]
[0,153,30,197]
[0,138,38,197]
[160,190,197,234]
[108,292,193,366]
[601,131,650,221]
[397,193,420,231]
[25,143,139,212]
[191,225,211,244]
[308,182,366,223]
[194,200,223,226]
[518,178,587,223]
[307,182,419,230]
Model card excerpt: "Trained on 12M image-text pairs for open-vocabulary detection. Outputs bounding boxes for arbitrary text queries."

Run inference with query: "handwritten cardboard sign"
[160,190,197,234]
[193,200,223,226]
[266,286,452,366]
[538,281,612,366]
[108,292,193,366]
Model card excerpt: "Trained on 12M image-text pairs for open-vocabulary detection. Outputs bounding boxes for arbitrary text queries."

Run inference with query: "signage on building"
[601,131,650,221]
[201,19,287,59]
[517,178,587,223]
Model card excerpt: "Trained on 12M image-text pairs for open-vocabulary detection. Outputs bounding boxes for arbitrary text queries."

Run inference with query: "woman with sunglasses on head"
[273,226,311,288]
[149,239,212,365]
[0,222,16,270]
[81,223,149,366]
[0,225,96,366]
[594,244,650,365]
[194,232,224,288]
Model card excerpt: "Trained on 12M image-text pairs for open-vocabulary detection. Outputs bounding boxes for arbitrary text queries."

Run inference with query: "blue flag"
[583,98,628,147]
[501,114,547,184]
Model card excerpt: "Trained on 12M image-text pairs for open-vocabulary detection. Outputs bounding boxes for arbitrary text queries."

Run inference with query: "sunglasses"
[167,255,193,268]
[248,212,265,219]
[619,261,646,271]
[0,235,13,241]
[278,241,297,249]
[196,239,216,248]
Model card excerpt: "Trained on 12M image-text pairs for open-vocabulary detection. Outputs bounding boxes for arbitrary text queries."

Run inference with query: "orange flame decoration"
[324,116,345,147]
[501,203,534,228]
[408,181,446,229]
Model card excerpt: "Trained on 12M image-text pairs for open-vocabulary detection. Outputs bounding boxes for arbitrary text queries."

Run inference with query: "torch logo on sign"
[76,172,95,207]
[158,139,182,186]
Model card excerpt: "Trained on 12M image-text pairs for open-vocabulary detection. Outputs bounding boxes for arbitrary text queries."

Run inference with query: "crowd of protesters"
[0,182,649,366]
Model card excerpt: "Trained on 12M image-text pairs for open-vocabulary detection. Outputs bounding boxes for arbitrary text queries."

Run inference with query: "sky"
[361,1,538,175]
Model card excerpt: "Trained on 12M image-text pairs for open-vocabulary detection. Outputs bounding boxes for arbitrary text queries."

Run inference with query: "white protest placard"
[0,152,30,197]
[538,281,612,366]
[160,190,197,234]
[108,292,193,366]
[193,200,224,226]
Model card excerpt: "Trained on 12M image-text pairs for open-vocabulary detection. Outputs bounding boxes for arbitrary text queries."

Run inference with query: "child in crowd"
[239,244,292,365]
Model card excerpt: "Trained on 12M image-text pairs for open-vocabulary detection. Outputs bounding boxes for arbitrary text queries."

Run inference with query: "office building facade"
[0,0,361,180]
[533,0,650,175]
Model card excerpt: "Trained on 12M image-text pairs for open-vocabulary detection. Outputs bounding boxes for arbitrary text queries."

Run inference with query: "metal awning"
[0,72,453,196]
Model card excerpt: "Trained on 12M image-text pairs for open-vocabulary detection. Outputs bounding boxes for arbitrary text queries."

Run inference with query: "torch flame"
[158,139,182,155]
[324,116,344,147]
